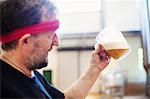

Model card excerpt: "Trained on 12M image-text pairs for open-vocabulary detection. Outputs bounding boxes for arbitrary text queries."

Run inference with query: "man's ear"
[18,34,32,49]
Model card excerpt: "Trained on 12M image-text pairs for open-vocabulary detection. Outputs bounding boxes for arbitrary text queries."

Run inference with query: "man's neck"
[0,50,32,77]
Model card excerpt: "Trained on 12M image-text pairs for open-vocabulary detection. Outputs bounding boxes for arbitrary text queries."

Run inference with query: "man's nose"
[52,34,59,46]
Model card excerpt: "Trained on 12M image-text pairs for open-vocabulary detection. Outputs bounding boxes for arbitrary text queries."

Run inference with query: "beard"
[26,43,49,70]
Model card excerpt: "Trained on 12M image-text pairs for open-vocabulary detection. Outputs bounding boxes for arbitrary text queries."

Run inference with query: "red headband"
[0,20,59,43]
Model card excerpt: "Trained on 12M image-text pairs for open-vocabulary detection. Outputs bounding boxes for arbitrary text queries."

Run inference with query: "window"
[52,0,102,34]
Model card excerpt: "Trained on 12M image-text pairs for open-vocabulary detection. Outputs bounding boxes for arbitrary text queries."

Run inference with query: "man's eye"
[47,34,52,39]
[48,36,51,38]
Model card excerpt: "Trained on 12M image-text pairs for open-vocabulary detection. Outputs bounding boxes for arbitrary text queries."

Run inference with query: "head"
[1,0,59,70]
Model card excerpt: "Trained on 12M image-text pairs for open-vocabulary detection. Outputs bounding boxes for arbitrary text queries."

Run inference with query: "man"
[0,0,110,98]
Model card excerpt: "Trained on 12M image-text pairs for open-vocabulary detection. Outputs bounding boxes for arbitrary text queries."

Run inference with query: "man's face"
[26,32,58,70]
[25,6,58,70]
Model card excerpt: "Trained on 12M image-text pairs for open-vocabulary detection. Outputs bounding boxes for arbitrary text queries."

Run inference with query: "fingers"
[99,50,111,62]
[94,44,104,54]
[94,44,111,62]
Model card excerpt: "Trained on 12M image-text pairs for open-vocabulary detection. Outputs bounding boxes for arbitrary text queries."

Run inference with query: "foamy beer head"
[95,25,131,61]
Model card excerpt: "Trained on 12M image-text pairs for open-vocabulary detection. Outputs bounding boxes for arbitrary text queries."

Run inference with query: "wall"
[56,0,141,34]
[101,0,141,31]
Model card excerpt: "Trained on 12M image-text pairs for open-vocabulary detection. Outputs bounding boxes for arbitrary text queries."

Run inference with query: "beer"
[100,41,130,60]
[106,49,129,60]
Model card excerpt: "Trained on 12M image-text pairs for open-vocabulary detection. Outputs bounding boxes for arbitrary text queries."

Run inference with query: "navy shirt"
[0,60,65,98]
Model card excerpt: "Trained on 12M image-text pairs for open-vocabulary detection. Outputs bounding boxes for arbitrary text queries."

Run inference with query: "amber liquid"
[106,49,129,60]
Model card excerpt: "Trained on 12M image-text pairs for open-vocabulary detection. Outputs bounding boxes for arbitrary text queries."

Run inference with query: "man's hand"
[90,44,111,71]
[64,44,111,99]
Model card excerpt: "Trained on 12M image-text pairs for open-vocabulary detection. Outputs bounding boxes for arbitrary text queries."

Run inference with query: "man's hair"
[0,0,57,51]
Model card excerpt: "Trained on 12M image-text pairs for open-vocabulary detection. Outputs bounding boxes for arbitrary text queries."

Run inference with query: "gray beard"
[26,42,48,70]
[26,58,48,70]
[29,62,47,70]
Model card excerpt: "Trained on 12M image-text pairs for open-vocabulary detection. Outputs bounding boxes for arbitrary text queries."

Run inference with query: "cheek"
[29,48,46,63]
[39,38,52,50]
[36,34,55,50]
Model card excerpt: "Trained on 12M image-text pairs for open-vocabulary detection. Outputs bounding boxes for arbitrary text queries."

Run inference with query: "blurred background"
[35,0,150,98]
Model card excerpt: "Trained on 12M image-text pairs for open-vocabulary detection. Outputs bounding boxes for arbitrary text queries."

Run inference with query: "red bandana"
[0,20,59,43]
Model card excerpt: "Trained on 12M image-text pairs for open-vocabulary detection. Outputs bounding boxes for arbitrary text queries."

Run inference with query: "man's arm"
[63,44,110,99]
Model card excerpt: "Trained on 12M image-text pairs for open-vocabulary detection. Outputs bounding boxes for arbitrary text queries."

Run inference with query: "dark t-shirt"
[0,60,65,98]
